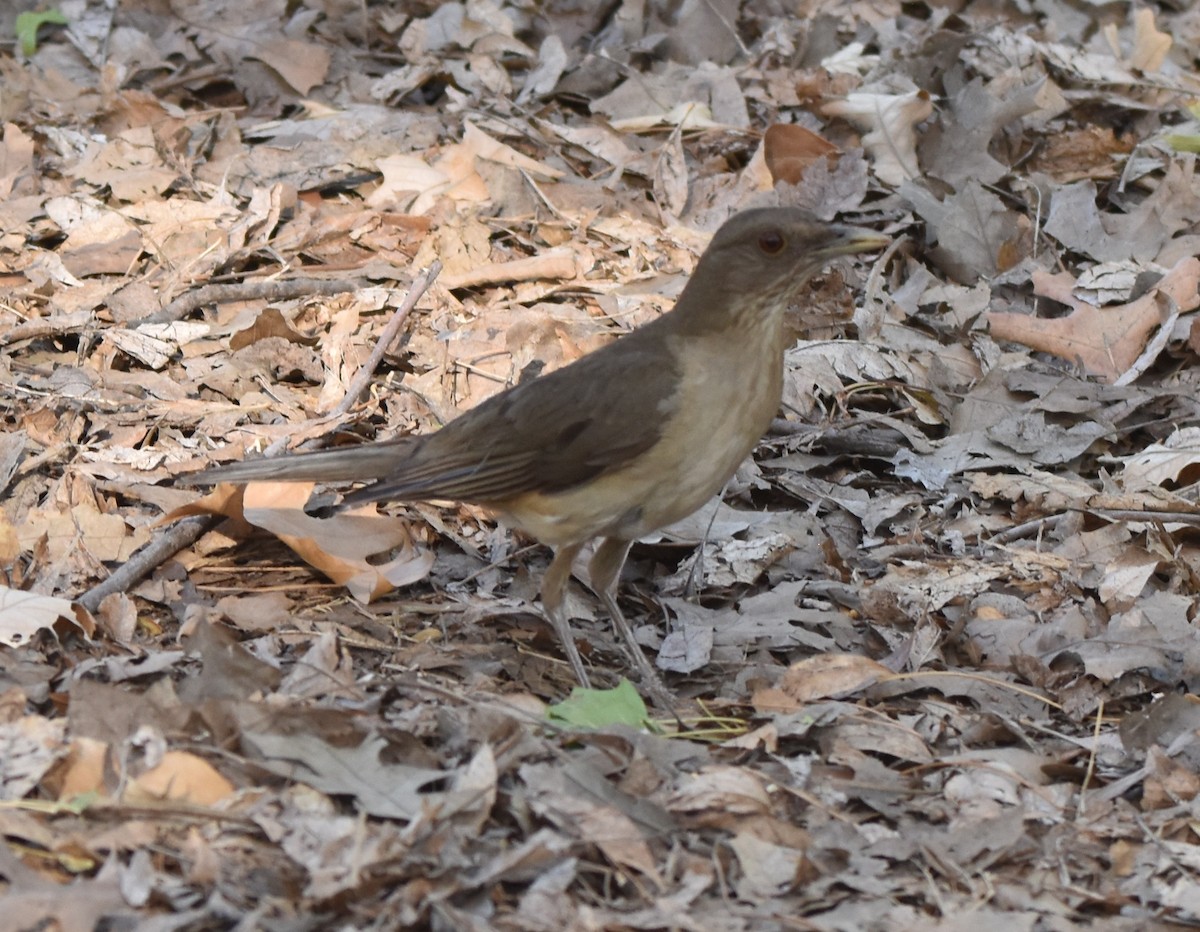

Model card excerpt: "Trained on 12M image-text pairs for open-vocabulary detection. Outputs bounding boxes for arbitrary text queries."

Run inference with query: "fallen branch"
[134,277,368,327]
[78,515,216,612]
[438,248,577,289]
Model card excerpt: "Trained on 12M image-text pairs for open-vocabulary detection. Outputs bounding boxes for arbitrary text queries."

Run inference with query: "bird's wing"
[341,330,681,506]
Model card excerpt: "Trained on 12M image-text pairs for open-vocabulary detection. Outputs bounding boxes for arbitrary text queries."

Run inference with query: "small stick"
[78,516,216,612]
[437,251,571,290]
[134,278,368,327]
[332,260,441,418]
[0,311,92,346]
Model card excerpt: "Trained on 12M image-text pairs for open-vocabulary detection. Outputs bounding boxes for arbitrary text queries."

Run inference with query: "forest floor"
[3,1,1200,928]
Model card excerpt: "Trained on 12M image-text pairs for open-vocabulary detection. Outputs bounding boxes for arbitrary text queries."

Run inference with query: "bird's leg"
[541,541,590,687]
[684,488,727,597]
[589,537,675,710]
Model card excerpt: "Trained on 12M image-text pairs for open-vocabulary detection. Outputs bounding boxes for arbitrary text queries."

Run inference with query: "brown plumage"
[185,208,888,705]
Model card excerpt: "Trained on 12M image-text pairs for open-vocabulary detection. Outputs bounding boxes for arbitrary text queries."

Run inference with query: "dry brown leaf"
[94,592,138,644]
[54,737,110,801]
[240,482,432,603]
[763,123,838,186]
[1105,8,1172,73]
[0,512,18,563]
[250,38,331,95]
[163,482,251,524]
[988,257,1200,381]
[167,480,432,602]
[1029,125,1135,182]
[778,654,894,702]
[126,750,236,806]
[668,766,771,817]
[728,832,809,899]
[0,121,35,198]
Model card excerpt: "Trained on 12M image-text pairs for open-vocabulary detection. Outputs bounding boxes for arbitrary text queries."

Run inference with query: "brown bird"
[185,208,887,703]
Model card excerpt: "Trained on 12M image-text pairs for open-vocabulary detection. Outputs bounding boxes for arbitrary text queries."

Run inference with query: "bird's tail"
[180,437,416,487]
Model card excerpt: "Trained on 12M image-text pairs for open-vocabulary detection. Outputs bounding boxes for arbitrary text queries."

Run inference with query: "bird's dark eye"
[758,231,786,254]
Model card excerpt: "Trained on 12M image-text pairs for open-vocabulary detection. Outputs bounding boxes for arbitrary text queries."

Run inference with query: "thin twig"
[332,260,441,418]
[0,311,92,346]
[134,277,368,327]
[1076,698,1104,819]
[78,516,217,612]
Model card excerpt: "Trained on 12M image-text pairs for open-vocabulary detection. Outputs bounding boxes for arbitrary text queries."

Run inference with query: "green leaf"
[15,9,68,57]
[1165,134,1200,154]
[546,679,652,730]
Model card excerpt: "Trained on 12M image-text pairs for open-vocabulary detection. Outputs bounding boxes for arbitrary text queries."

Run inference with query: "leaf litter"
[2,1,1200,928]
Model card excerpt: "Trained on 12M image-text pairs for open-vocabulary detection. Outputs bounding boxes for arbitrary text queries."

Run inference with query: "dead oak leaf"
[168,481,432,602]
[520,760,667,887]
[900,179,1022,282]
[371,121,561,214]
[763,123,837,186]
[241,730,447,820]
[822,87,931,186]
[988,257,1200,382]
[919,77,1046,189]
[243,483,433,603]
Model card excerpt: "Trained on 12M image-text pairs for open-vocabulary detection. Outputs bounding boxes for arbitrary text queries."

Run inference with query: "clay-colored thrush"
[186,208,887,699]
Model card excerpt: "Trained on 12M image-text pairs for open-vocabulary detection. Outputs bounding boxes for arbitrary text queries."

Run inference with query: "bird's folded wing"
[342,333,682,506]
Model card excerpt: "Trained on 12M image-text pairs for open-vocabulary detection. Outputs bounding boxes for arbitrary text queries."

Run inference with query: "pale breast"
[500,321,787,547]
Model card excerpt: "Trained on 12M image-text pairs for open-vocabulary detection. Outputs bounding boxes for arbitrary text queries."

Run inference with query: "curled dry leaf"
[770,654,893,708]
[168,481,433,603]
[0,585,95,647]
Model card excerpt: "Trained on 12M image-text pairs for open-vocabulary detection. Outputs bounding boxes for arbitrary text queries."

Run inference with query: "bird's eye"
[758,231,786,254]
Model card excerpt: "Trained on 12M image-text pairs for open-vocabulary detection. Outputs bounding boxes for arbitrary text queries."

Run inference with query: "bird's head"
[676,207,889,333]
